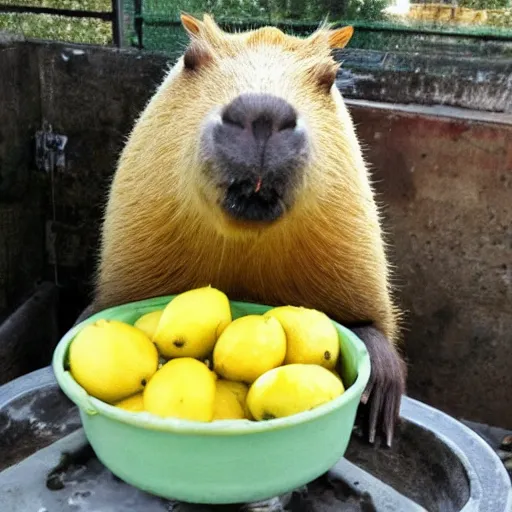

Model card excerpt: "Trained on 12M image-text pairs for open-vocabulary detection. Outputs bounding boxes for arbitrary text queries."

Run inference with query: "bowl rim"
[52,295,371,435]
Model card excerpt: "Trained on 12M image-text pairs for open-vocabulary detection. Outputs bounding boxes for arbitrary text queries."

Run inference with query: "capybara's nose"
[209,93,308,184]
[202,93,309,223]
[220,93,298,142]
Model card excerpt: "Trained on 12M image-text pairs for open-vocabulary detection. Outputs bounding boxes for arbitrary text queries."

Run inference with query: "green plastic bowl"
[52,295,370,505]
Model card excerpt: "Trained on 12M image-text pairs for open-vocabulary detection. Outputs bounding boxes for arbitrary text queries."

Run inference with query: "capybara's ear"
[328,26,354,48]
[180,12,202,37]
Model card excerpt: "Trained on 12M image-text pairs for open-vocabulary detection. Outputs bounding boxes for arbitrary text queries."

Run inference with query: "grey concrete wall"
[0,41,510,429]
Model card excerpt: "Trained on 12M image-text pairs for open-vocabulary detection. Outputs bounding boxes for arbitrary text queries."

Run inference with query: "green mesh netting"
[118,1,512,59]
[0,0,511,52]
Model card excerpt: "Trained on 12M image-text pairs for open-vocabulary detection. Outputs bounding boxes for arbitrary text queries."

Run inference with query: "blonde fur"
[94,15,402,344]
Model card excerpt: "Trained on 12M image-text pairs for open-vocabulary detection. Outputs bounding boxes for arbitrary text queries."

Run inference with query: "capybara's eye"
[183,43,212,72]
[309,62,339,94]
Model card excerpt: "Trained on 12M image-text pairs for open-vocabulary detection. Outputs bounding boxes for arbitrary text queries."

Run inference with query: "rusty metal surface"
[348,103,512,429]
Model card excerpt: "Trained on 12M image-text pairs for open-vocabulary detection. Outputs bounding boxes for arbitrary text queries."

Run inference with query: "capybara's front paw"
[350,326,407,447]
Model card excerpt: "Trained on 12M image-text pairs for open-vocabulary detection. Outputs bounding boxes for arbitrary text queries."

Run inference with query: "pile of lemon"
[68,286,345,423]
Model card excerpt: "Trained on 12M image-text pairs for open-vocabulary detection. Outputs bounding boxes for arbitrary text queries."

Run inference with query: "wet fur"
[92,15,406,445]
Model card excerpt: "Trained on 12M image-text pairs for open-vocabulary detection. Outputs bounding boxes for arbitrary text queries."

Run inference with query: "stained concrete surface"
[0,40,510,431]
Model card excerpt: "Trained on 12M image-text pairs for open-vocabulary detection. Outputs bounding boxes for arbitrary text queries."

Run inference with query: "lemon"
[244,401,254,420]
[143,357,216,421]
[330,369,345,389]
[69,319,159,404]
[134,310,163,339]
[115,392,145,412]
[213,380,245,420]
[246,364,344,420]
[264,306,340,370]
[153,286,232,359]
[213,315,286,383]
[217,380,249,409]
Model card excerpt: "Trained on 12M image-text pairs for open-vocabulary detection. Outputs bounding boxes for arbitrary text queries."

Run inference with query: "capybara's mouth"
[221,178,286,223]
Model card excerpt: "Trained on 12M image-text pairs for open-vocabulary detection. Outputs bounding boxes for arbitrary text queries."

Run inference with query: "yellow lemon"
[213,315,286,384]
[115,392,145,412]
[330,369,345,389]
[153,286,232,359]
[213,380,245,420]
[244,401,254,420]
[246,364,344,420]
[143,357,216,421]
[264,306,340,370]
[69,319,159,404]
[217,380,249,409]
[134,310,163,339]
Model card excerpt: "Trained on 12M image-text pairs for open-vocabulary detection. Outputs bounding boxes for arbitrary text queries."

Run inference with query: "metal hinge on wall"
[35,122,74,285]
[35,122,68,173]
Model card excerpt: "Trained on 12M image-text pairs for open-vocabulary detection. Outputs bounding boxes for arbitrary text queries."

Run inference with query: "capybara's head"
[134,14,357,233]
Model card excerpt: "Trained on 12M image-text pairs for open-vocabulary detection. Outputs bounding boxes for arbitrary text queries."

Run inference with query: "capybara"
[92,14,407,447]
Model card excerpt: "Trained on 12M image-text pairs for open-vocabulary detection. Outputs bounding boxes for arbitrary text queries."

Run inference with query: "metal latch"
[35,122,68,173]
